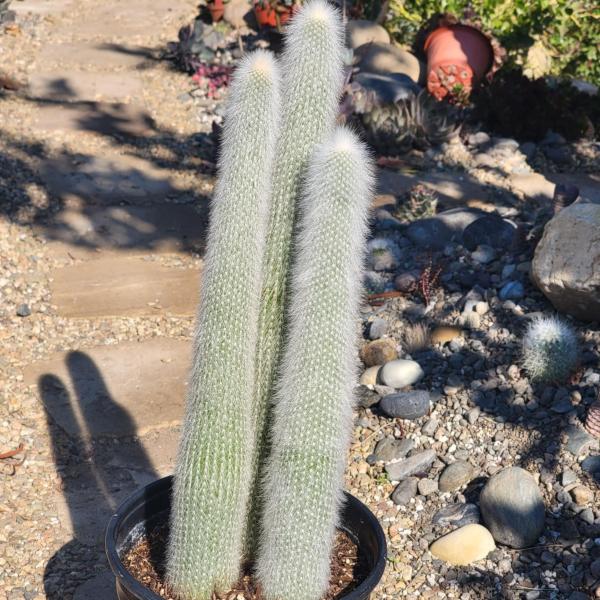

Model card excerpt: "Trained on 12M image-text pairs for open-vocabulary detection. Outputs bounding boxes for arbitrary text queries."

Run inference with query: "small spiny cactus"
[256,126,374,600]
[167,50,281,600]
[585,398,600,438]
[394,184,439,222]
[522,316,579,383]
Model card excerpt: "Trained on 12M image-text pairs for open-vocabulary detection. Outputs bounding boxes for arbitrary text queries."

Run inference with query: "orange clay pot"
[208,0,225,22]
[253,1,294,28]
[424,25,493,102]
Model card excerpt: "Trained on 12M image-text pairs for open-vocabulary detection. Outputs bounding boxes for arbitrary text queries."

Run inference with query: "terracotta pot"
[253,1,294,28]
[208,0,225,23]
[424,25,493,102]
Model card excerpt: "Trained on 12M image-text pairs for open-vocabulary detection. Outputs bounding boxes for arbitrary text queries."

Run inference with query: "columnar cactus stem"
[257,127,374,600]
[248,0,346,550]
[166,50,280,600]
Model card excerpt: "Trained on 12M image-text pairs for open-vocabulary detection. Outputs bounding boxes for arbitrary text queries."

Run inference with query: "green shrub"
[385,0,600,85]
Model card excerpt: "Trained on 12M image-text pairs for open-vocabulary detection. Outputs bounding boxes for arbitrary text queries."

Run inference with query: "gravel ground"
[1,2,599,600]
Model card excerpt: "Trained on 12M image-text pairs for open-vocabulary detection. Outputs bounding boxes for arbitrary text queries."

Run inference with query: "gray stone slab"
[511,172,600,204]
[28,72,142,103]
[37,42,150,69]
[39,205,208,261]
[378,168,493,205]
[40,154,179,205]
[33,101,156,138]
[56,0,192,38]
[12,0,73,15]
[24,337,190,439]
[49,256,201,317]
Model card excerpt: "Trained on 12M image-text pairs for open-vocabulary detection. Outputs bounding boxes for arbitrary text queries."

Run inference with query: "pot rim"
[423,24,492,53]
[106,475,387,600]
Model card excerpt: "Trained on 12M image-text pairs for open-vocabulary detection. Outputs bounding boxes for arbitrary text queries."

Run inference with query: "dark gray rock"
[480,467,545,548]
[499,281,524,301]
[380,390,431,419]
[367,317,388,340]
[439,460,474,492]
[372,437,414,462]
[550,397,574,414]
[565,424,599,456]
[405,208,485,250]
[432,503,480,528]
[16,304,31,317]
[356,385,380,409]
[353,72,421,104]
[391,477,418,505]
[385,448,436,480]
[462,215,519,252]
[519,142,537,161]
[581,455,600,475]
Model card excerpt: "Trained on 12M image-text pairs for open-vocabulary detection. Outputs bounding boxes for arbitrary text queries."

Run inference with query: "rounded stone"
[429,524,496,565]
[430,326,462,346]
[379,359,424,388]
[360,338,398,367]
[346,19,390,49]
[392,477,418,505]
[359,366,380,387]
[380,390,431,419]
[439,460,474,492]
[479,467,545,548]
[367,317,388,340]
[355,42,424,84]
[462,215,519,251]
[532,202,600,321]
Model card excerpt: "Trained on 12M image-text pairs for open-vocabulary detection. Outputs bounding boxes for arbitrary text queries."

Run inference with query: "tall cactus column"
[166,50,281,600]
[257,127,375,600]
[248,0,346,550]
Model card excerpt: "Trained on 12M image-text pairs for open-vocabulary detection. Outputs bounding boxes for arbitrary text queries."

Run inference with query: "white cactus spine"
[166,50,281,600]
[257,127,374,600]
[522,315,579,383]
[248,0,346,550]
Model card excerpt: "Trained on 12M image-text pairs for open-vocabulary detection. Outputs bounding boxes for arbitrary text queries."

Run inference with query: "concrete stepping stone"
[12,0,73,15]
[32,101,156,138]
[28,72,142,103]
[49,256,201,317]
[56,0,192,38]
[39,154,185,206]
[37,42,150,69]
[39,205,208,261]
[24,337,190,439]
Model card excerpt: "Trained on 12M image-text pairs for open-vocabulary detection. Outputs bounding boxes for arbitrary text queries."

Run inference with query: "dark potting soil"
[122,522,369,600]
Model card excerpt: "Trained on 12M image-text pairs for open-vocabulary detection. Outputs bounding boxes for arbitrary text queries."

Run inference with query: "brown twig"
[366,290,403,303]
[0,443,24,460]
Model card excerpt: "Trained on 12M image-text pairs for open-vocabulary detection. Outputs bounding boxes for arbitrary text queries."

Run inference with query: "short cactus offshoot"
[257,127,374,600]
[166,50,281,600]
[522,316,579,383]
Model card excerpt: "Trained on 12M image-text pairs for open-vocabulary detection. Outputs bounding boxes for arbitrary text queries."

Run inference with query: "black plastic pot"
[106,475,387,600]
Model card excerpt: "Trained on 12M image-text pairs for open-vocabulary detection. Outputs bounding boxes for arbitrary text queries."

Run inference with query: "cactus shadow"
[41,351,158,599]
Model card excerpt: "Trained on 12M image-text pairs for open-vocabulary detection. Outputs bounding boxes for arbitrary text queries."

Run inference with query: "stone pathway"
[1,0,208,597]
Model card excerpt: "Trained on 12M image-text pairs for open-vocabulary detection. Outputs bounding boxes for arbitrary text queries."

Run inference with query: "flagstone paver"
[28,72,143,103]
[39,205,208,261]
[32,101,157,137]
[12,0,74,16]
[49,256,201,317]
[37,42,151,69]
[24,337,190,439]
[39,154,185,205]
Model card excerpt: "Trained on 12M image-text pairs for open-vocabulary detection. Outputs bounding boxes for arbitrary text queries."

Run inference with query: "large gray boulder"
[346,19,390,49]
[532,202,600,321]
[480,467,545,548]
[355,42,425,84]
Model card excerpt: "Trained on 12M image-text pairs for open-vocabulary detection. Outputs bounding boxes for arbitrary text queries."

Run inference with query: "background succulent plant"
[522,316,579,383]
[394,184,439,222]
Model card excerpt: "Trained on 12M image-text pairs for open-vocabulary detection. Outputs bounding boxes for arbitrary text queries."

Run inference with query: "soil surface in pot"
[122,522,370,600]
